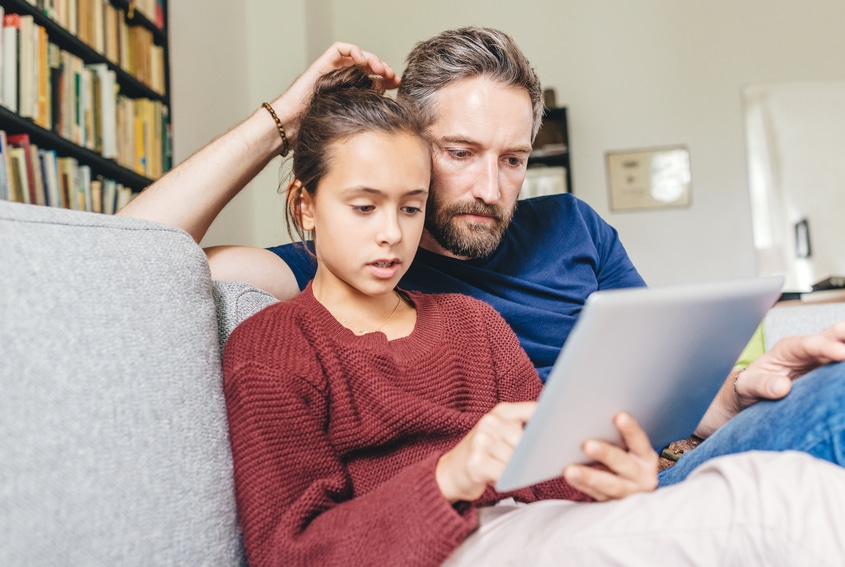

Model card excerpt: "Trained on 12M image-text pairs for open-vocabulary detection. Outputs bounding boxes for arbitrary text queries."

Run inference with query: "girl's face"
[301,130,431,300]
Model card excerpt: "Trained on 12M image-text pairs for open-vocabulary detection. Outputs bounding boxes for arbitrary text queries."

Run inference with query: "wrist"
[262,102,293,157]
[435,453,460,503]
[265,94,303,146]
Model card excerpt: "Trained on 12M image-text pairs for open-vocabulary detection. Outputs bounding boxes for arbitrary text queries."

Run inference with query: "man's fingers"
[323,43,399,86]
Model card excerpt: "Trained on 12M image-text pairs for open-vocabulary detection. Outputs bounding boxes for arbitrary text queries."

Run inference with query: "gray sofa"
[1,201,276,566]
[2,200,843,566]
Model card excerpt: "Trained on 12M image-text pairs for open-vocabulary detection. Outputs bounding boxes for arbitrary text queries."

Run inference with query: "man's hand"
[270,42,399,142]
[737,321,845,404]
[562,412,659,501]
[436,402,536,503]
[697,321,845,437]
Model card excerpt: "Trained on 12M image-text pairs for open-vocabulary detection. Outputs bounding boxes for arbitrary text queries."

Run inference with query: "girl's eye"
[352,205,375,213]
[401,206,422,215]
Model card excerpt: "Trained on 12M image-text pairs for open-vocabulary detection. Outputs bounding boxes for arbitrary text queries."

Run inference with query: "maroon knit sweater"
[223,284,591,567]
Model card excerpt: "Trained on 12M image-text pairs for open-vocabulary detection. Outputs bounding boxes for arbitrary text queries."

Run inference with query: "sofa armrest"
[213,280,279,350]
[0,202,245,566]
[763,301,845,350]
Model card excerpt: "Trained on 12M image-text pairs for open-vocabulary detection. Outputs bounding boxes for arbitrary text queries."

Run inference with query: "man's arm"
[695,321,845,437]
[118,42,398,242]
[116,43,398,298]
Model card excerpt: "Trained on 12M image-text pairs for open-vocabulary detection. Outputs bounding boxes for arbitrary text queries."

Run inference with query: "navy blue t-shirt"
[267,193,645,381]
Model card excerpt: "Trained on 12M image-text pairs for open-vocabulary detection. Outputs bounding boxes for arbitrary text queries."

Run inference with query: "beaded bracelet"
[262,102,290,157]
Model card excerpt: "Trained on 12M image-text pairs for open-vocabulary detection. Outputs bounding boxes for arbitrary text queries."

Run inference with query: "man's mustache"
[445,202,505,222]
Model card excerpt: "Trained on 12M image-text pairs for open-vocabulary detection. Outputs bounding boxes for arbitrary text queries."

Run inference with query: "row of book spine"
[1,9,171,179]
[18,0,166,93]
[1,128,135,214]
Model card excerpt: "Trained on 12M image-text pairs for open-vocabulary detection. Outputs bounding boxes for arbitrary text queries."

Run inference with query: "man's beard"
[424,195,516,259]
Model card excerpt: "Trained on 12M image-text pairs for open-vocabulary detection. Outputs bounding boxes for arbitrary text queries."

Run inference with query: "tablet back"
[496,276,784,492]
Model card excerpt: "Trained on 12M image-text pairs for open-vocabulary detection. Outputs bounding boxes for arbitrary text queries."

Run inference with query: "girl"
[222,66,657,566]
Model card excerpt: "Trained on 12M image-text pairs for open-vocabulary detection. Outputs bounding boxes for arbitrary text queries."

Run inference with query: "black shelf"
[0,0,167,103]
[0,0,169,194]
[115,0,167,43]
[0,106,155,190]
[529,107,573,193]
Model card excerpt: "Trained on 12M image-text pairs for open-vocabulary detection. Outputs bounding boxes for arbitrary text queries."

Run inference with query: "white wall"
[169,0,845,286]
[168,0,309,248]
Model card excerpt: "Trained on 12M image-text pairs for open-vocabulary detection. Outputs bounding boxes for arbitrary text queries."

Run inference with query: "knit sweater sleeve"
[223,311,477,567]
[469,298,593,504]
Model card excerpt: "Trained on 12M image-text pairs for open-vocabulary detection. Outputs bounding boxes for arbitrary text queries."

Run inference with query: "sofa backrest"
[0,201,245,566]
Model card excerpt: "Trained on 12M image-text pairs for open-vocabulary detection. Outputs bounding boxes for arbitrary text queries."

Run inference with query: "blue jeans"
[659,360,845,487]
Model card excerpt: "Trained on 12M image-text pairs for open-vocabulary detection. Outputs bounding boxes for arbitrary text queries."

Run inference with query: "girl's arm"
[436,300,657,504]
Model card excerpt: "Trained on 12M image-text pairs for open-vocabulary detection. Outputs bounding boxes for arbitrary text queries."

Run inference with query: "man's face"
[420,76,534,259]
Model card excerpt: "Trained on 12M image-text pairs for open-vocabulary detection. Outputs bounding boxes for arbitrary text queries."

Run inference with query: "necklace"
[339,291,403,336]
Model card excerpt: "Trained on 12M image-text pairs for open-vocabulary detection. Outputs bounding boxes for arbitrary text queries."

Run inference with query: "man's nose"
[472,156,501,204]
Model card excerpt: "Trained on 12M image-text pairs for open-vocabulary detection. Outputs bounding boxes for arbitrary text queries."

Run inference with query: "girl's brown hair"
[286,66,431,244]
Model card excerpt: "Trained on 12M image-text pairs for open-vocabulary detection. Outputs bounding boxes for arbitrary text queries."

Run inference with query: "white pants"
[444,451,845,566]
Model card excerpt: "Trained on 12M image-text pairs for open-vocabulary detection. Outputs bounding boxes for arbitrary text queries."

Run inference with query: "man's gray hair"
[398,27,544,140]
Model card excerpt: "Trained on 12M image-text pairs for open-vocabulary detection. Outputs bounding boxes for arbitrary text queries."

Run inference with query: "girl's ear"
[293,180,316,232]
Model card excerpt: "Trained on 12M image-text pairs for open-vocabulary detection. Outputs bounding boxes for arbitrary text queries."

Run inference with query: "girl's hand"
[436,402,536,503]
[562,412,658,501]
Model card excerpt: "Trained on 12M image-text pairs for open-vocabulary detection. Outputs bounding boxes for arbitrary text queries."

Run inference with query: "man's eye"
[448,149,471,159]
[506,157,525,167]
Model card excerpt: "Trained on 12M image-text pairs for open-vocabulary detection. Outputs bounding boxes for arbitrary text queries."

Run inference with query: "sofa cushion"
[0,202,244,566]
[213,280,279,350]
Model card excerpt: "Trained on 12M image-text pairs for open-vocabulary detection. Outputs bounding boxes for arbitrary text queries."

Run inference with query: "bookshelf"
[0,0,170,213]
[527,106,572,194]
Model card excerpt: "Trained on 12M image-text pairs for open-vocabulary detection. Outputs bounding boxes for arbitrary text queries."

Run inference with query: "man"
[119,27,845,487]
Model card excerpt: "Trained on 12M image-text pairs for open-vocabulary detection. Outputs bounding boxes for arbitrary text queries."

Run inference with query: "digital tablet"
[495,276,785,492]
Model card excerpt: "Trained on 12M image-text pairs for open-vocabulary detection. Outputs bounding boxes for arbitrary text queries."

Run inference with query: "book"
[17,14,35,120]
[0,130,9,200]
[0,6,4,107]
[57,155,79,209]
[7,133,37,204]
[115,182,132,211]
[8,145,29,203]
[2,13,20,112]
[800,289,845,304]
[29,142,46,206]
[104,2,120,64]
[101,177,116,214]
[812,276,845,292]
[36,23,49,128]
[39,147,61,207]
[90,177,101,213]
[77,163,91,211]
[86,62,117,158]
